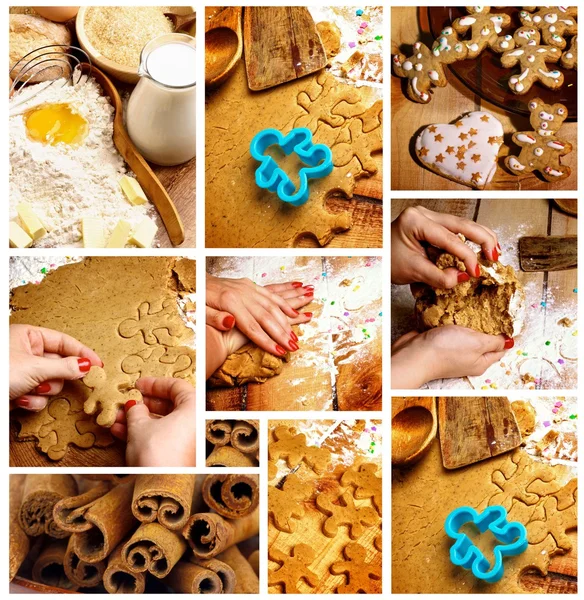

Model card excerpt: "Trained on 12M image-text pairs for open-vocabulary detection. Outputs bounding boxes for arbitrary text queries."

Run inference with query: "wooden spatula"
[392,398,437,466]
[438,397,522,470]
[519,236,577,272]
[244,7,327,91]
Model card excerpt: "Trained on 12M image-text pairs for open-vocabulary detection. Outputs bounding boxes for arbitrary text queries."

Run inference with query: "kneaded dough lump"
[413,251,523,337]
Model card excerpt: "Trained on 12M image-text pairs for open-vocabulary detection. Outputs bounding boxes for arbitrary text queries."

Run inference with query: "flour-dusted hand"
[391,325,513,389]
[9,324,103,411]
[111,377,196,467]
[391,206,500,288]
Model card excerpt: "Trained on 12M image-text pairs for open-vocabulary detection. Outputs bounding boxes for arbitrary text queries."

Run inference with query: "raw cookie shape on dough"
[121,345,194,379]
[118,298,184,346]
[415,111,504,189]
[519,7,578,49]
[330,542,381,594]
[505,98,572,182]
[268,461,278,481]
[560,35,578,69]
[452,7,514,59]
[268,473,313,533]
[209,342,288,388]
[500,27,563,95]
[268,425,331,474]
[341,463,382,516]
[82,366,143,428]
[268,544,319,594]
[316,489,378,539]
[37,397,113,461]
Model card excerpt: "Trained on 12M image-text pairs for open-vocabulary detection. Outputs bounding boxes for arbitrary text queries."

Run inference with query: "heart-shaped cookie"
[415,111,504,189]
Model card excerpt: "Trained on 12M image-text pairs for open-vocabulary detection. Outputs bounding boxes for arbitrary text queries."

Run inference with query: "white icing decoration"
[411,76,428,100]
[518,68,529,82]
[428,70,439,81]
[481,26,490,36]
[459,16,476,26]
[501,41,509,48]
[549,25,556,32]
[547,141,565,150]
[545,167,563,177]
[468,43,479,52]
[544,13,557,24]
[402,61,413,71]
[539,68,562,79]
[515,82,524,92]
[508,157,525,171]
[565,53,573,59]
[417,53,423,59]
[508,49,524,56]
[490,17,503,33]
[527,55,535,62]
[415,63,423,71]
[539,111,553,120]
[517,133,536,144]
[533,147,544,156]
[538,129,552,136]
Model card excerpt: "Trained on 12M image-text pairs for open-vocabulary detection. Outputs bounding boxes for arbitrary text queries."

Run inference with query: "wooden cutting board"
[438,397,522,470]
[519,236,577,272]
[244,7,327,91]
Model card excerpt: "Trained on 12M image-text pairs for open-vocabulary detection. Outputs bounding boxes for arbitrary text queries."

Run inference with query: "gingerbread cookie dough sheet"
[391,7,577,192]
[268,419,382,594]
[206,256,382,411]
[205,54,382,248]
[9,256,196,467]
[391,199,577,390]
[392,400,577,594]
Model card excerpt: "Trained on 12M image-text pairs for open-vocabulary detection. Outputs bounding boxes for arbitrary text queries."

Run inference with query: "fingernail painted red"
[492,247,499,262]
[17,397,30,407]
[305,291,314,297]
[457,272,470,283]
[292,282,303,288]
[291,309,299,316]
[497,243,501,252]
[78,358,91,373]
[504,336,514,350]
[304,285,315,291]
[474,264,481,277]
[223,315,235,329]
[36,382,51,394]
[100,360,104,367]
[275,345,287,355]
[304,312,313,318]
[289,341,299,351]
[291,331,298,342]
[125,400,137,413]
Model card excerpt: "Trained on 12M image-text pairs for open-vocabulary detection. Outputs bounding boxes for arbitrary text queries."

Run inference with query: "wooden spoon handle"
[166,12,196,32]
[206,6,242,33]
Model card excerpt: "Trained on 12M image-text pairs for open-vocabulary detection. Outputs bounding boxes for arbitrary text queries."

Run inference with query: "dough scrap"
[315,489,378,539]
[511,400,536,438]
[316,21,341,60]
[122,346,195,379]
[341,462,382,516]
[330,542,381,594]
[268,544,318,593]
[268,425,331,474]
[208,343,288,387]
[268,473,313,533]
[413,250,524,337]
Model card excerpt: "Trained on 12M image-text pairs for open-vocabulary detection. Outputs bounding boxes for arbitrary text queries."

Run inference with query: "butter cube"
[82,217,105,248]
[106,220,132,248]
[16,202,46,240]
[129,217,158,248]
[120,175,148,205]
[9,221,33,248]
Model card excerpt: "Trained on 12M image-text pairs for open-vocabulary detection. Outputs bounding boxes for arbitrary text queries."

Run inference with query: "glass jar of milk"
[127,33,196,166]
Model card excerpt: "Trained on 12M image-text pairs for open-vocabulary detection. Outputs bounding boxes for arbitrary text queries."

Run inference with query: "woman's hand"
[391,206,500,288]
[111,377,196,467]
[391,325,513,388]
[10,324,102,411]
[206,275,313,356]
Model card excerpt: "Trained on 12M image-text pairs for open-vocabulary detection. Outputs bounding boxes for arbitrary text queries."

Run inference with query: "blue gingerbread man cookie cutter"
[444,505,528,584]
[250,127,333,207]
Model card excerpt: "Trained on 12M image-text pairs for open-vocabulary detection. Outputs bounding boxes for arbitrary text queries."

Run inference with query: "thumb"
[29,356,93,383]
[411,257,469,289]
[206,306,235,331]
[125,401,151,430]
[482,333,514,353]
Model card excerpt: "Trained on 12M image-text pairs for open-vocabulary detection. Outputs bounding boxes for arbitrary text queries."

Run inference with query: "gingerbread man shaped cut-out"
[316,489,378,539]
[121,346,194,379]
[269,473,312,533]
[527,490,578,553]
[505,98,572,182]
[519,7,578,49]
[118,298,184,346]
[268,544,318,594]
[330,542,381,594]
[453,7,514,59]
[500,27,563,94]
[268,425,331,474]
[341,463,382,516]
[82,366,143,428]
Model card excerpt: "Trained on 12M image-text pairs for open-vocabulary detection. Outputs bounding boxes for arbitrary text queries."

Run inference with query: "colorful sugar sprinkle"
[261,273,267,277]
[356,9,364,16]
[573,288,578,293]
[358,28,364,34]
[40,267,47,274]
[321,272,326,277]
[344,311,350,317]
[545,340,551,346]
[374,35,382,40]
[552,408,558,414]
[558,359,565,365]
[485,379,491,384]
[555,401,563,407]
[540,301,547,307]
[543,421,551,427]
[361,21,368,28]
[331,301,335,305]
[371,426,377,431]
[522,352,528,356]
[569,414,577,419]
[348,41,356,48]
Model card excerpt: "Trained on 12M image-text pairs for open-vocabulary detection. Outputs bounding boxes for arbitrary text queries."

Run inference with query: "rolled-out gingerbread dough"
[413,251,525,337]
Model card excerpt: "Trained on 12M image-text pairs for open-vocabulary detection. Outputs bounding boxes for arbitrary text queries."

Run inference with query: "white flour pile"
[9,74,159,247]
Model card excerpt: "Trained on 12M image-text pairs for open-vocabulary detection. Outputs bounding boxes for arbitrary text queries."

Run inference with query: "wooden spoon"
[164,11,196,33]
[205,7,243,88]
[83,64,185,246]
[392,398,437,466]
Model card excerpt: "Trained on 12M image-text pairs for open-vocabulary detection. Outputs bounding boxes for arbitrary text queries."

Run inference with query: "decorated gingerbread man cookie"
[392,27,467,103]
[415,111,504,189]
[452,7,514,59]
[561,35,578,69]
[500,27,563,94]
[505,98,572,182]
[519,7,578,49]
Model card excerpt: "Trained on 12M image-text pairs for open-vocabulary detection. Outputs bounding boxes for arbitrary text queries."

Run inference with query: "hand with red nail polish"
[392,206,500,288]
[10,324,103,411]
[391,325,511,388]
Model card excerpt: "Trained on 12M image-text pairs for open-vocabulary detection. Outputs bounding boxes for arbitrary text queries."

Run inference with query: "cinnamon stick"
[83,475,137,485]
[201,474,259,518]
[205,420,233,447]
[206,445,258,467]
[248,549,260,576]
[183,510,259,559]
[32,539,77,590]
[122,522,187,578]
[216,545,259,594]
[9,474,30,581]
[64,535,105,588]
[164,560,223,593]
[72,481,137,563]
[231,420,259,454]
[103,541,146,594]
[189,556,236,594]
[132,474,196,531]
[53,481,111,533]
[20,474,77,538]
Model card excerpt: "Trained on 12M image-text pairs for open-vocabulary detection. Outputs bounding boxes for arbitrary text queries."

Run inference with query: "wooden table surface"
[268,419,382,594]
[207,256,382,411]
[391,7,577,191]
[391,199,578,390]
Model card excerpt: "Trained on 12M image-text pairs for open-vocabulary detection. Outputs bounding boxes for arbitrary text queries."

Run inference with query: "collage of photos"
[5,2,581,597]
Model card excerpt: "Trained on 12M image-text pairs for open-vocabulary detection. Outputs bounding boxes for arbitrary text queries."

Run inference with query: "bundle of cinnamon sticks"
[206,419,260,467]
[10,474,259,594]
